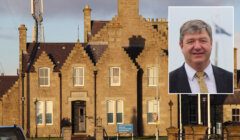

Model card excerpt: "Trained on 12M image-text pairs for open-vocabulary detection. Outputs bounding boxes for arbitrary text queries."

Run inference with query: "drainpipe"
[93,67,97,127]
[21,51,25,129]
[59,72,62,137]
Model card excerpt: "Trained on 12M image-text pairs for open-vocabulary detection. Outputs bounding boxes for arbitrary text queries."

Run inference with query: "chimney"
[18,24,27,72]
[118,0,139,18]
[83,4,91,43]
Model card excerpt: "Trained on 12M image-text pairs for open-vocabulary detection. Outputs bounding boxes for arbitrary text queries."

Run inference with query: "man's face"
[180,29,212,68]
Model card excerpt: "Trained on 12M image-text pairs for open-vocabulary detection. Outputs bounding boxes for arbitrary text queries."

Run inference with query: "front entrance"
[72,101,86,133]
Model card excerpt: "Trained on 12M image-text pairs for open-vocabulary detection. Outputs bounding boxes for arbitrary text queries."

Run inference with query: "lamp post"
[168,100,173,127]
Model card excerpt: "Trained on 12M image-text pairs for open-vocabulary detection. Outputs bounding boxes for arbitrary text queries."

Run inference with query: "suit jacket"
[169,64,233,93]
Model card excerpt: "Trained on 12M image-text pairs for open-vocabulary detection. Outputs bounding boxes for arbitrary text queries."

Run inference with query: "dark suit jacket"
[169,64,233,93]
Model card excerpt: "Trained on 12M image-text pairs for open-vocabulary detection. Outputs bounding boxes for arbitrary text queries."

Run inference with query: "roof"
[23,43,112,71]
[91,20,109,36]
[211,92,240,105]
[24,43,75,72]
[85,44,108,64]
[0,76,18,98]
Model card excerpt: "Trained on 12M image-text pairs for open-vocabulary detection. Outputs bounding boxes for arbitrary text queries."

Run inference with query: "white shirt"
[184,63,217,94]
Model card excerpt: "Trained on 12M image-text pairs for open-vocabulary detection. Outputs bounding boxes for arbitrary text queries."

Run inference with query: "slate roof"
[91,20,109,36]
[25,43,76,72]
[0,76,18,98]
[85,44,108,64]
[22,42,111,72]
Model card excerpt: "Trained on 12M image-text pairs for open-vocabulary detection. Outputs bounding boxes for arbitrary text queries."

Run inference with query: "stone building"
[0,0,177,138]
[0,0,239,138]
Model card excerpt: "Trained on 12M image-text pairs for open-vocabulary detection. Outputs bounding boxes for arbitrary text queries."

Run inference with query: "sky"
[0,0,240,75]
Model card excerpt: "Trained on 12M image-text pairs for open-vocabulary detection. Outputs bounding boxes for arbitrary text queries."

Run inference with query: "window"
[232,108,240,122]
[73,67,84,86]
[110,67,120,86]
[36,100,53,125]
[107,100,114,124]
[189,105,197,124]
[36,101,44,125]
[39,67,50,87]
[147,100,158,123]
[116,100,123,124]
[147,67,158,86]
[46,101,53,125]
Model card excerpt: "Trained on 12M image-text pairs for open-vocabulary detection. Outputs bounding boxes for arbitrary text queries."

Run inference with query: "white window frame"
[45,101,53,125]
[110,67,121,86]
[147,100,159,124]
[73,67,85,87]
[147,67,158,86]
[107,100,115,124]
[232,108,240,122]
[36,101,44,125]
[39,67,50,87]
[116,100,124,124]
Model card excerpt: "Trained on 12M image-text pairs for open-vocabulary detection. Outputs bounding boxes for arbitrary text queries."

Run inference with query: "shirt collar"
[184,62,213,81]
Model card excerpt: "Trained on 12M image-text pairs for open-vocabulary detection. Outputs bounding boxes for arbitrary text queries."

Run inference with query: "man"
[169,19,233,94]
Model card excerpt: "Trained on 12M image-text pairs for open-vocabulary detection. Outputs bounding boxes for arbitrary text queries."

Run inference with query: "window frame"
[147,100,159,124]
[39,67,50,87]
[147,67,158,87]
[45,101,53,125]
[36,101,44,125]
[73,67,85,87]
[107,100,115,124]
[110,67,121,86]
[232,108,240,122]
[116,100,124,124]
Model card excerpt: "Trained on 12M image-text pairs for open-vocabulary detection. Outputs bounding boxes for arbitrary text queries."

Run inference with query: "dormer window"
[39,67,50,87]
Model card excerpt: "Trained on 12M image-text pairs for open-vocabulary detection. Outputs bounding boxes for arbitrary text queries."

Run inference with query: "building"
[0,0,177,138]
[0,0,239,138]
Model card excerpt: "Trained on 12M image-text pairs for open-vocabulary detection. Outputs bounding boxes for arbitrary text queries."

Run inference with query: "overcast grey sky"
[0,0,239,75]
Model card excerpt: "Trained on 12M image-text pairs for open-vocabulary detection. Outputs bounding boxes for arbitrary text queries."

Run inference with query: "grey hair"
[179,19,212,43]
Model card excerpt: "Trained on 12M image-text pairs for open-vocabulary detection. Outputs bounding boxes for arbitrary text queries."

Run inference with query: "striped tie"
[195,72,208,93]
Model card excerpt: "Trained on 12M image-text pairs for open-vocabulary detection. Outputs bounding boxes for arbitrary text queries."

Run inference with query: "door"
[72,101,86,133]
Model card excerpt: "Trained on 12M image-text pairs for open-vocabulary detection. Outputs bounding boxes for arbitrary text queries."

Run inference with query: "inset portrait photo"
[168,6,234,94]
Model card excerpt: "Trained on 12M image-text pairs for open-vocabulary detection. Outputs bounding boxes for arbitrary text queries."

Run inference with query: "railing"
[103,128,109,140]
[175,133,240,140]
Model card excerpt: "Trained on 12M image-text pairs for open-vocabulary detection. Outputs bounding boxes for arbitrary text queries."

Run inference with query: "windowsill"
[39,85,50,88]
[148,85,157,87]
[107,123,114,125]
[147,122,157,125]
[46,123,53,126]
[73,85,84,87]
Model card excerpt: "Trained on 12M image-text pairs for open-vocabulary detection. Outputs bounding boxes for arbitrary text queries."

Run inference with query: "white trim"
[107,100,115,124]
[147,67,158,87]
[45,101,53,125]
[110,67,121,86]
[73,67,85,87]
[39,67,50,87]
[36,101,44,125]
[147,100,159,124]
[116,100,124,124]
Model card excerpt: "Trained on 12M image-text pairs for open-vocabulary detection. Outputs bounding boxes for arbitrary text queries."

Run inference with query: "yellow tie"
[195,72,208,93]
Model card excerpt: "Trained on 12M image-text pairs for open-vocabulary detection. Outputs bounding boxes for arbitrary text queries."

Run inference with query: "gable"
[61,43,94,71]
[24,43,75,72]
[0,76,18,98]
